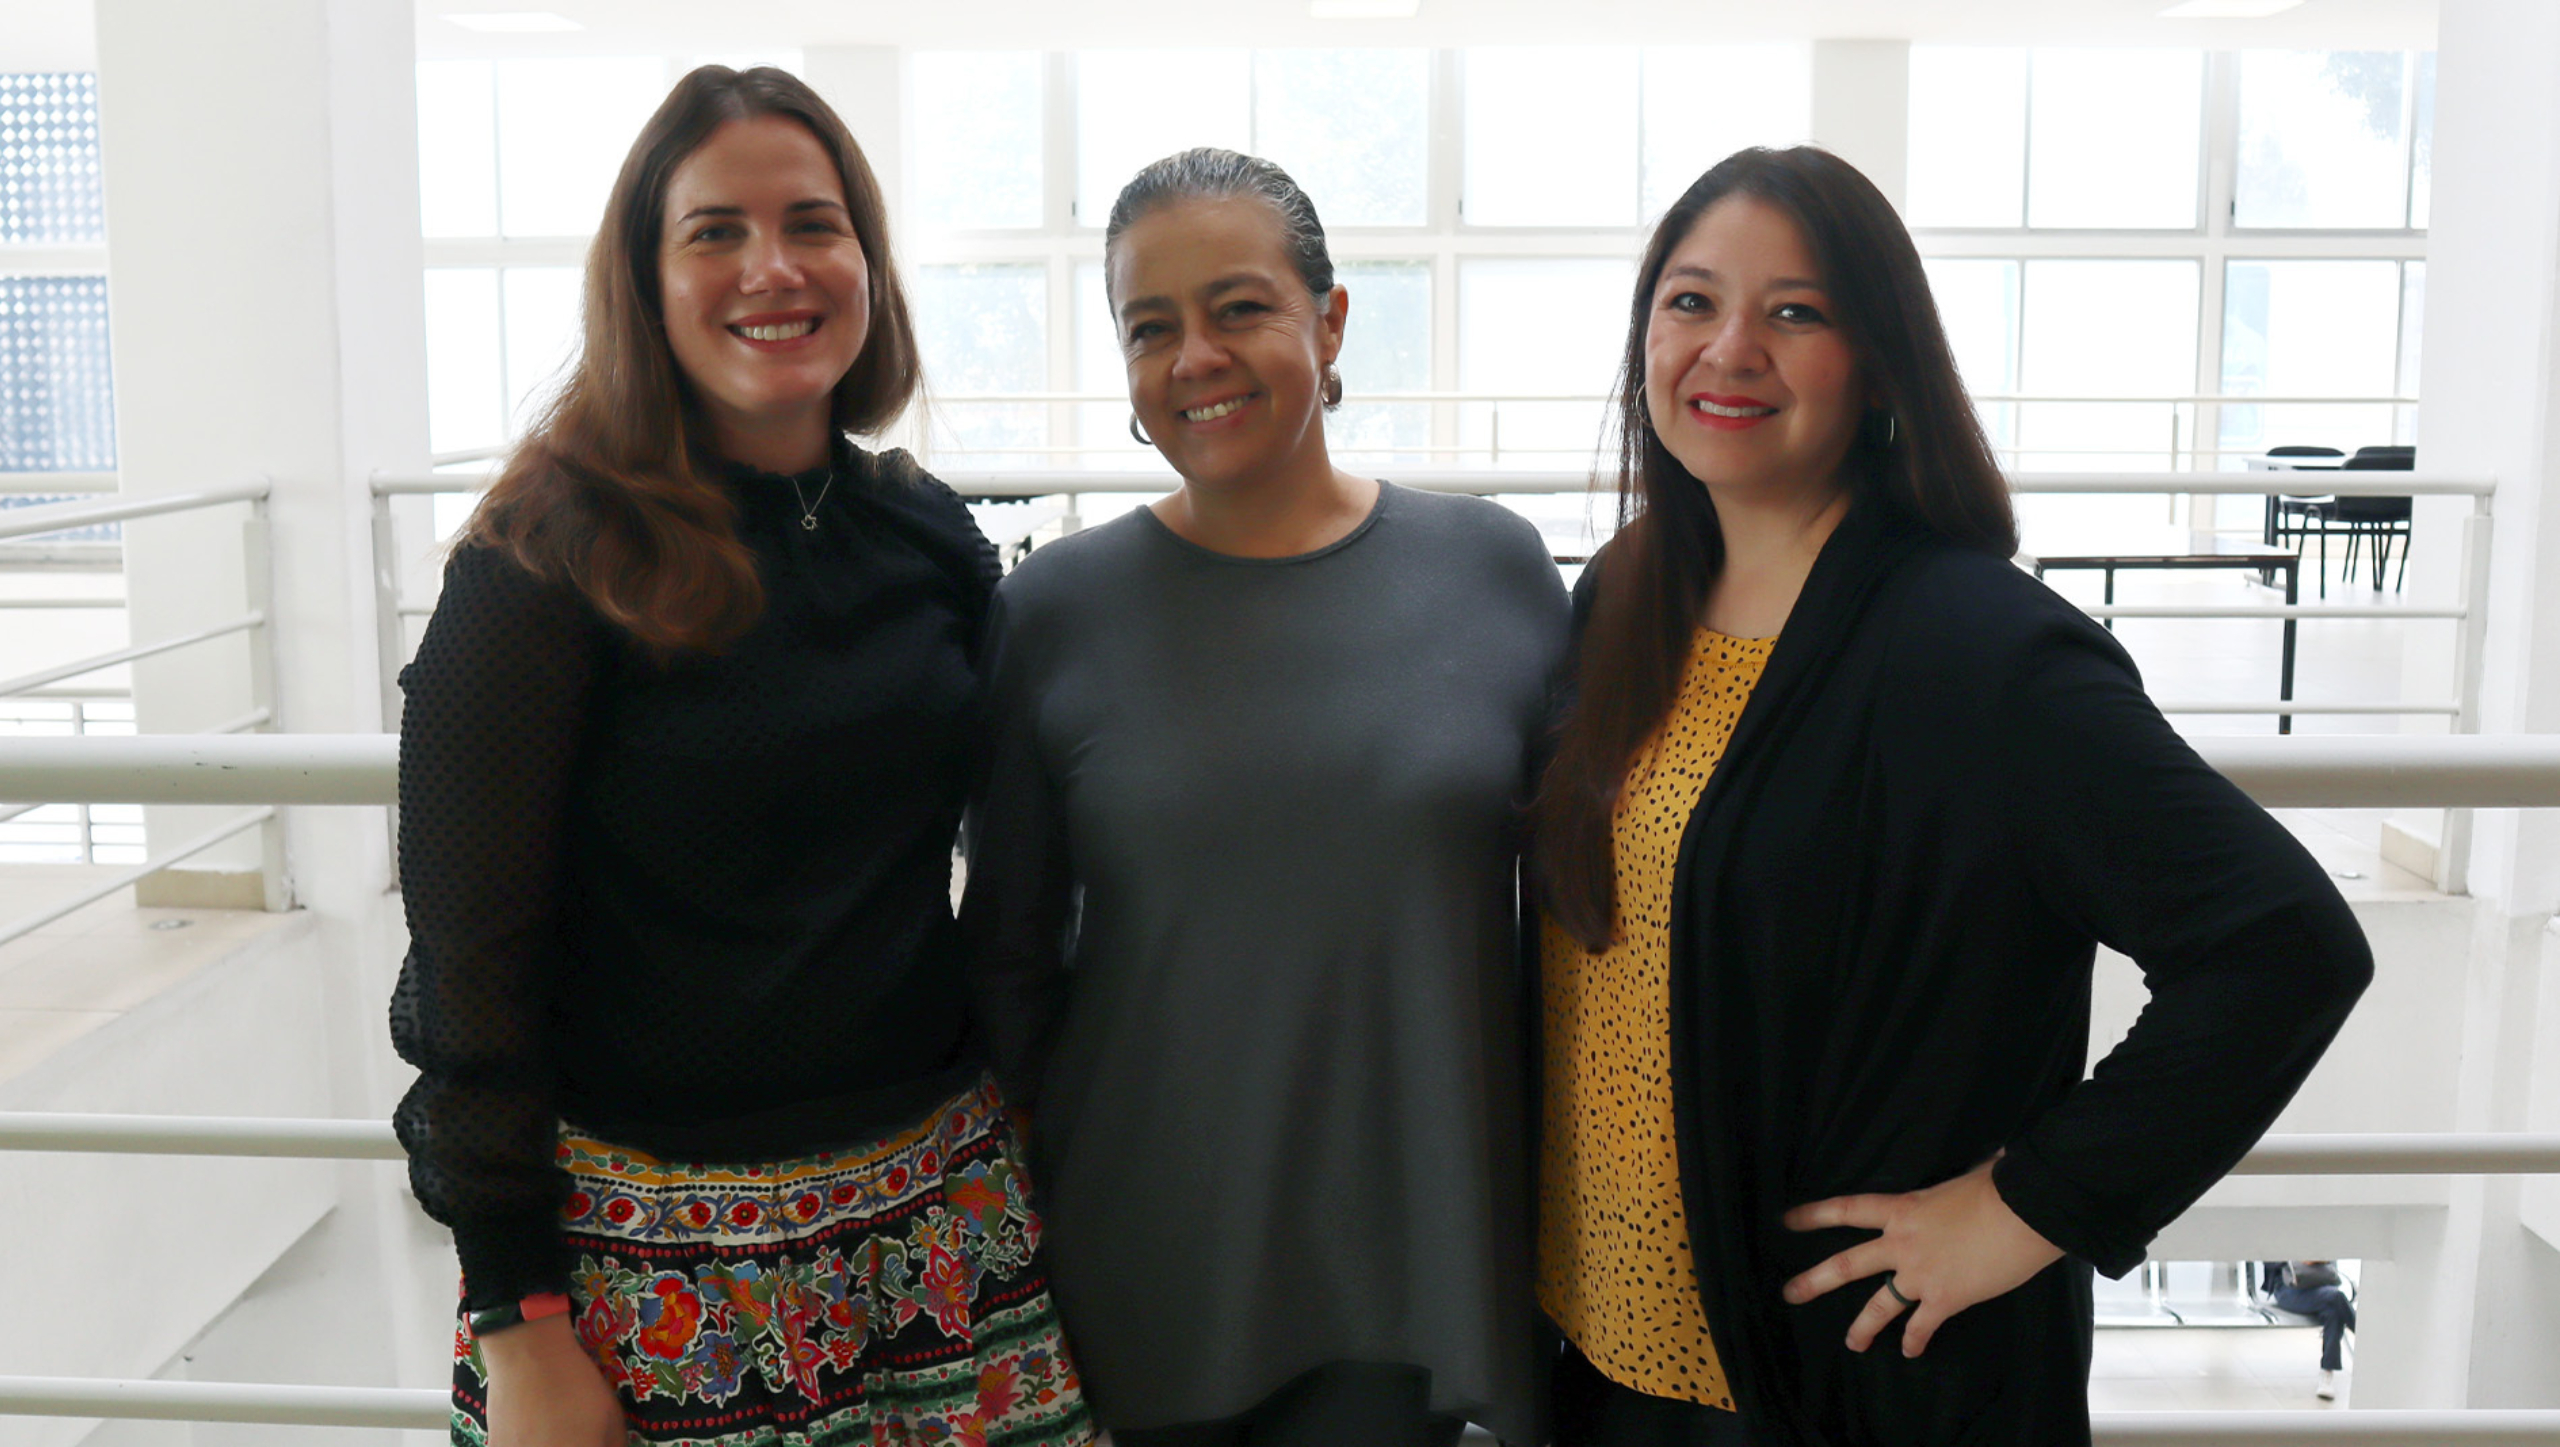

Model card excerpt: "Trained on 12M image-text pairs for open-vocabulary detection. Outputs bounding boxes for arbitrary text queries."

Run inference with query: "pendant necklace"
[788,469,834,531]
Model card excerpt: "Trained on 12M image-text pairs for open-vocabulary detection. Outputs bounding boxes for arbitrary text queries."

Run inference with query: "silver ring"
[1883,1273,1918,1309]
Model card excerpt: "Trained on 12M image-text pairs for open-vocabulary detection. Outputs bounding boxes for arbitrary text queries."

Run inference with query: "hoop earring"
[1885,411,1898,447]
[1129,412,1153,447]
[1322,364,1344,409]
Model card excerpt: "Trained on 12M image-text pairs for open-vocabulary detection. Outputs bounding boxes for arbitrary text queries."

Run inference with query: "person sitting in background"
[2267,1260,2357,1398]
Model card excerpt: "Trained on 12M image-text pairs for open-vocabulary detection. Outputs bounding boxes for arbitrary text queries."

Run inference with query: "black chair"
[2322,447,2414,595]
[2264,445,2346,551]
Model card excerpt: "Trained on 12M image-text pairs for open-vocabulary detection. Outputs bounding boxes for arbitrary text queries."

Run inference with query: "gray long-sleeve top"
[960,484,1569,1440]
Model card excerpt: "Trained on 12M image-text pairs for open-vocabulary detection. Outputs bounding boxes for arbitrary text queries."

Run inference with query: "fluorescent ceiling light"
[1310,0,1421,17]
[2157,0,2302,16]
[444,11,585,32]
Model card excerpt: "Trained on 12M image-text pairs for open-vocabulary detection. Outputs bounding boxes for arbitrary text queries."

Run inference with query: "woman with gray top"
[960,148,1566,1446]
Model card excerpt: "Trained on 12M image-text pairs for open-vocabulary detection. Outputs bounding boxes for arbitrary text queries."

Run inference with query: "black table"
[2028,529,2300,734]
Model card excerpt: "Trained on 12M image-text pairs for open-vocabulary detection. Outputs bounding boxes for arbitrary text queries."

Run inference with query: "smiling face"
[658,114,871,468]
[1643,194,1866,508]
[1108,195,1346,494]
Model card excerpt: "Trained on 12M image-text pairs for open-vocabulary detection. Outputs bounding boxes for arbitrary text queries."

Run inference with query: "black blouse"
[389,442,998,1311]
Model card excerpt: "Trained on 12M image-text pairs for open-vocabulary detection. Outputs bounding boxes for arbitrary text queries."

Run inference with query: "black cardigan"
[1595,503,2372,1446]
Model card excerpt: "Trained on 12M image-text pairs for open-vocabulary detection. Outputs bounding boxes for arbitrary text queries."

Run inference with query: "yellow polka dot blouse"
[1538,626,1773,1406]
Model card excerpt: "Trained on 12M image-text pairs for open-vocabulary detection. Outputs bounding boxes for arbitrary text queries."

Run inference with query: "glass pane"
[911,51,1044,232]
[1464,48,1638,227]
[496,57,670,237]
[1076,50,1251,228]
[1640,46,1814,221]
[1332,260,1432,467]
[912,263,1048,468]
[1254,49,1430,228]
[2026,50,2201,229]
[2409,52,2434,228]
[1921,258,2020,458]
[2234,51,2411,230]
[416,60,497,238]
[1072,258,1164,514]
[502,267,583,436]
[1908,48,2027,229]
[1457,257,1633,468]
[0,275,115,472]
[2217,259,2400,457]
[0,72,105,245]
[2018,259,2198,470]
[423,268,504,456]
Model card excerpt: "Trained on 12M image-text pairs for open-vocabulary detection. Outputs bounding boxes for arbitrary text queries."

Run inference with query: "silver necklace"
[788,468,834,531]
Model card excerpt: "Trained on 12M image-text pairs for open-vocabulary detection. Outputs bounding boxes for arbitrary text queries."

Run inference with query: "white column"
[803,46,905,230]
[1809,39,1910,213]
[90,0,446,1414]
[2355,0,2560,1410]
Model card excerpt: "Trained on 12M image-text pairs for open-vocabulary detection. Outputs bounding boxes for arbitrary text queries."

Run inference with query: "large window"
[414,45,2427,490]
[1,72,114,479]
[1911,47,2429,482]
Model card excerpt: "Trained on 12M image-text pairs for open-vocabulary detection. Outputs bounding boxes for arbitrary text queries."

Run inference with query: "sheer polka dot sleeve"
[388,541,600,1311]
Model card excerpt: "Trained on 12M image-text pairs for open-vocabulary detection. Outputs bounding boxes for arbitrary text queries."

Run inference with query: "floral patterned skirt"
[451,1074,1095,1447]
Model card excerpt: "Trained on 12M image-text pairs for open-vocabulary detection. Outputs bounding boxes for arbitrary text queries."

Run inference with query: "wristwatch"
[467,1291,572,1336]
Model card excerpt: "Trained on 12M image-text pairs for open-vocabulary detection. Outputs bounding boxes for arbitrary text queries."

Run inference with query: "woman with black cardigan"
[1530,146,2372,1447]
[391,66,1091,1447]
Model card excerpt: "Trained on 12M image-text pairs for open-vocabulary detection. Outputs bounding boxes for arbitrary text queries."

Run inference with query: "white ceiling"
[0,0,2443,72]
[412,0,2437,57]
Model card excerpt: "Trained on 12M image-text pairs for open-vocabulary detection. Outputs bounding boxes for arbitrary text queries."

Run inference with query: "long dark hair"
[1533,146,2018,950]
[465,65,920,654]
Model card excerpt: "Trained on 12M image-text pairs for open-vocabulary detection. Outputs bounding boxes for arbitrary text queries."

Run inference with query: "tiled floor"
[0,863,289,1084]
[2091,1325,2351,1412]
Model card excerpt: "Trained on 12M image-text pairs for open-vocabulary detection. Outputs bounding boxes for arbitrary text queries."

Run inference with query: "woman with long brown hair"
[1532,146,2370,1446]
[391,66,1092,1447]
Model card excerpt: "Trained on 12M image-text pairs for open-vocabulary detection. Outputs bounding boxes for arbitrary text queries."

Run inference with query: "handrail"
[13,734,2560,810]
[0,483,270,543]
[2230,1134,2560,1174]
[2084,605,2465,621]
[0,611,264,700]
[371,469,2491,499]
[917,390,2423,408]
[0,1377,443,1429]
[2,1114,2547,1171]
[0,734,394,804]
[0,1114,402,1159]
[0,1382,2547,1440]
[2091,1414,2560,1443]
[0,471,117,496]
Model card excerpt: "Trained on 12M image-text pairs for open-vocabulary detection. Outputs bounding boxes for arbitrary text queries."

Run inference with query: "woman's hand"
[1780,1155,2063,1358]
[480,1313,625,1447]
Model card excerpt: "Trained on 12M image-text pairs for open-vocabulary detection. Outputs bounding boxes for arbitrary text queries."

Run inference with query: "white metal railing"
[4,740,2558,1440]
[4,1112,2551,1174]
[0,469,118,497]
[0,1378,2546,1440]
[0,481,283,885]
[371,468,2490,743]
[14,732,2560,812]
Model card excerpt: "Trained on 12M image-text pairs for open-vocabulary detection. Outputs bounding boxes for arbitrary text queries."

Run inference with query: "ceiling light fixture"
[444,11,585,32]
[2157,0,2303,17]
[1310,0,1421,17]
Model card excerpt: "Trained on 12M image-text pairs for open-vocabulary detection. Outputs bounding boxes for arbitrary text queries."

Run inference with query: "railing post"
[241,494,291,911]
[2440,503,2497,895]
